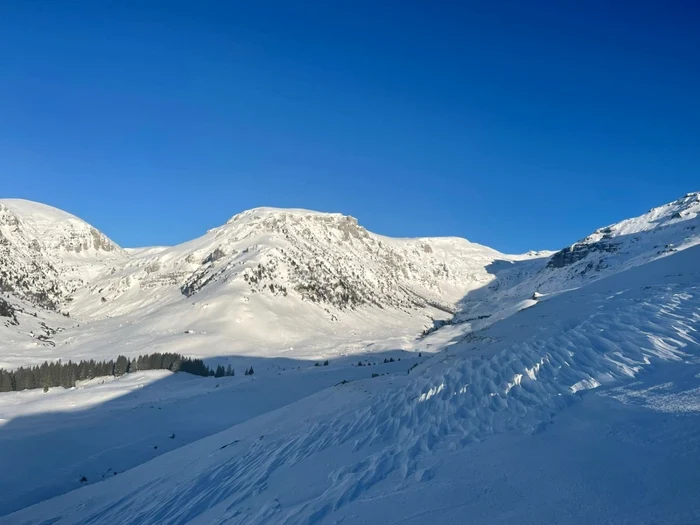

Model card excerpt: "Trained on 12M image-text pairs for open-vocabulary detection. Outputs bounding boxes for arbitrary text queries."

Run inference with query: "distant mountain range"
[1,192,698,368]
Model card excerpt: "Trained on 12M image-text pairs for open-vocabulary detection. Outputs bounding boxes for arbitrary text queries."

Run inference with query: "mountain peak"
[0,198,123,254]
[0,199,126,309]
[542,191,700,282]
[226,206,350,225]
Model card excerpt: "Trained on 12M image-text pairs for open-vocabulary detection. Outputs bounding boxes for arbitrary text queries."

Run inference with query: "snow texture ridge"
[6,240,700,525]
[2,192,700,524]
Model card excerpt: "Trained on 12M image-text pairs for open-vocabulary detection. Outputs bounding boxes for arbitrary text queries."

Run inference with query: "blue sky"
[1,2,698,252]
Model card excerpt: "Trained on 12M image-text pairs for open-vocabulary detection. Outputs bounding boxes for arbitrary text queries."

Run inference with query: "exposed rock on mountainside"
[56,207,513,322]
[449,192,700,324]
[542,191,700,280]
[0,193,698,366]
[0,201,124,309]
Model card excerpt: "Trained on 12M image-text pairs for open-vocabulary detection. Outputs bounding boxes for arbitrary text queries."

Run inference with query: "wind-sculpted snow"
[9,245,699,525]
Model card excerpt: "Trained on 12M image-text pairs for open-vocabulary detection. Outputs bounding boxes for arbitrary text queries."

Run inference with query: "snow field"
[6,244,699,524]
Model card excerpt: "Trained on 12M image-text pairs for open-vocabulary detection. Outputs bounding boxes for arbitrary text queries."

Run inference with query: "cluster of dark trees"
[212,364,235,378]
[0,352,229,393]
[0,297,17,322]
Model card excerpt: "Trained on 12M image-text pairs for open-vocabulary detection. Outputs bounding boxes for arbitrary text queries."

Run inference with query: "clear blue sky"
[1,2,698,252]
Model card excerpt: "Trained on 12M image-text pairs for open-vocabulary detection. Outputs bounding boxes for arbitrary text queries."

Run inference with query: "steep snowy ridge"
[542,191,700,286]
[71,206,509,320]
[0,200,124,309]
[458,192,700,323]
[1,194,699,368]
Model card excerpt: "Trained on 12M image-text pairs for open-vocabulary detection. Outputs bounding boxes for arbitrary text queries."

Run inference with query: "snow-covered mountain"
[457,191,700,324]
[6,219,700,525]
[69,206,513,319]
[1,193,699,368]
[2,192,700,523]
[0,200,125,310]
[0,201,531,367]
[541,191,700,287]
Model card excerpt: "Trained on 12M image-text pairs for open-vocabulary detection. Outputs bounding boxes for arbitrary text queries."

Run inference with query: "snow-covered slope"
[2,194,700,368]
[542,191,700,286]
[70,206,508,318]
[7,234,699,525]
[0,199,125,310]
[1,204,535,367]
[2,192,700,523]
[457,191,700,324]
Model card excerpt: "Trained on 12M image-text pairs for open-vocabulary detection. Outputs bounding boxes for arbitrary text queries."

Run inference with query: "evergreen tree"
[115,355,129,376]
[0,370,13,392]
[0,351,216,392]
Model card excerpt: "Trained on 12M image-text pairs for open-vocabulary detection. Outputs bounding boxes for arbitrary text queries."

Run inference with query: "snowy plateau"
[1,192,700,524]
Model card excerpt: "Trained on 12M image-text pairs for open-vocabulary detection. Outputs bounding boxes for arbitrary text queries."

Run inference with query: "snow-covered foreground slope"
[7,243,700,525]
[0,352,422,516]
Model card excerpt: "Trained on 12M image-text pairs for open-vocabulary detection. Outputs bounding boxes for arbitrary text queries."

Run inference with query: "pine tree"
[226,364,234,376]
[115,355,129,376]
[0,370,14,392]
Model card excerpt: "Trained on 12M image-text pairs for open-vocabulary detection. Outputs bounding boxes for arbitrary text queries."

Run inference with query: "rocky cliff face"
[0,200,125,309]
[1,193,698,369]
[1,193,698,340]
[70,207,512,320]
[540,192,700,287]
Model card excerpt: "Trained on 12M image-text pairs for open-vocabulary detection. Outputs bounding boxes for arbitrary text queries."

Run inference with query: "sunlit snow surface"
[4,242,700,524]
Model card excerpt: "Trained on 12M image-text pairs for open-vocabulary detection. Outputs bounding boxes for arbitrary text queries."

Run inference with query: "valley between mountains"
[1,192,699,523]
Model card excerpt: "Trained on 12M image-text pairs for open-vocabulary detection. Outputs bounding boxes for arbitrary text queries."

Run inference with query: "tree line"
[0,352,235,393]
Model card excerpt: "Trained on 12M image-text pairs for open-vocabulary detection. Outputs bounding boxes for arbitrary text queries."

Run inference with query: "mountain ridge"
[0,192,698,369]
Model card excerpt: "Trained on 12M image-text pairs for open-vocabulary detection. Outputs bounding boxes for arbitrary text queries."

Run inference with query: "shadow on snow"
[0,349,426,517]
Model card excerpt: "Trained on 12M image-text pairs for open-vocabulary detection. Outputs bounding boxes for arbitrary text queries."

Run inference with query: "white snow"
[0,201,527,368]
[1,193,700,523]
